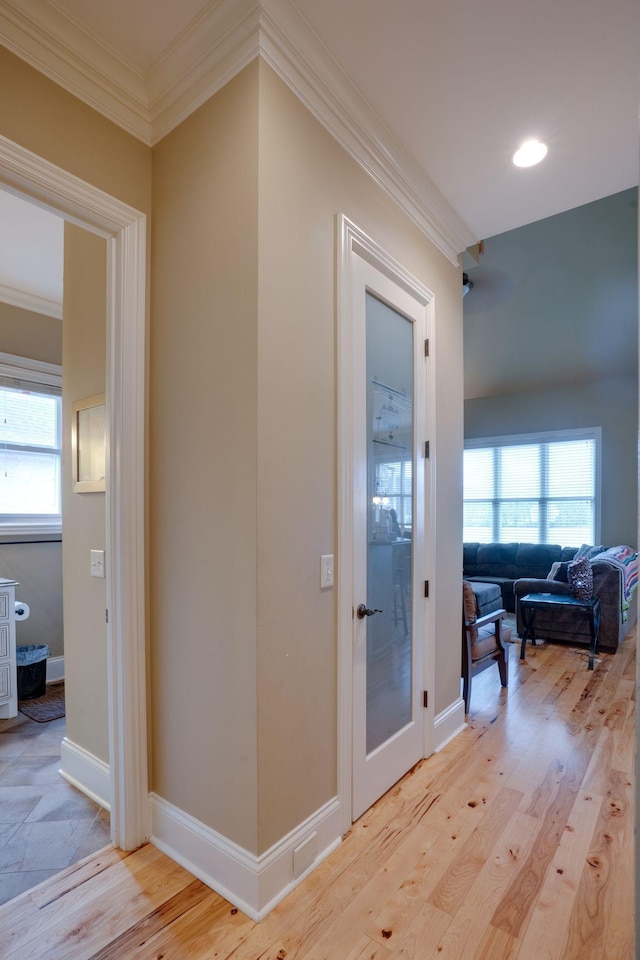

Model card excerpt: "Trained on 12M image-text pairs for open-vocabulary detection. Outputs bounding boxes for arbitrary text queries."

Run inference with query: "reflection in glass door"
[365,293,414,754]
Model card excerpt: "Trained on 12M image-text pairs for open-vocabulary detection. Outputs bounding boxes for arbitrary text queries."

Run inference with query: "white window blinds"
[0,354,62,536]
[464,429,600,546]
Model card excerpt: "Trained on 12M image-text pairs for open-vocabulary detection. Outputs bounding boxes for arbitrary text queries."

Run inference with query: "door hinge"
[106,609,109,624]
[424,580,429,598]
[424,440,430,458]
[424,338,430,357]
[423,690,428,709]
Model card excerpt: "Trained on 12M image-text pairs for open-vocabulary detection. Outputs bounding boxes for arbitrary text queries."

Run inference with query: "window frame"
[464,427,602,546]
[0,351,63,540]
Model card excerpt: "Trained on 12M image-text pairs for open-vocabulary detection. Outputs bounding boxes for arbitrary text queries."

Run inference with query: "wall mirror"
[72,393,106,492]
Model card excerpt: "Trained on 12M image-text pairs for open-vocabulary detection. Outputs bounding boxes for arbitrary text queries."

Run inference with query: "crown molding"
[0,0,475,259]
[0,0,151,142]
[258,0,475,263]
[0,281,62,318]
[145,0,260,144]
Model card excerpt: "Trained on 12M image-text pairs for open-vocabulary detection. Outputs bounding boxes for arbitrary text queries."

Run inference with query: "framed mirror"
[71,393,106,492]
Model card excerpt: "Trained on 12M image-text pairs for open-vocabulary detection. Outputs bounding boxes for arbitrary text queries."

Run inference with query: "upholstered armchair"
[462,581,510,713]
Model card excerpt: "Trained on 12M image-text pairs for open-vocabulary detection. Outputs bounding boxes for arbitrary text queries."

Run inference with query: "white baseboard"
[60,737,110,811]
[150,793,343,921]
[46,656,64,684]
[434,697,466,753]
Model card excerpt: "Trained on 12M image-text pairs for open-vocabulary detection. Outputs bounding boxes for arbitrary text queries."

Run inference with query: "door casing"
[337,215,436,832]
[0,134,148,851]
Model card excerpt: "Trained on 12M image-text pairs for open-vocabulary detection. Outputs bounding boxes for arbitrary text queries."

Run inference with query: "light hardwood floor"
[0,629,634,959]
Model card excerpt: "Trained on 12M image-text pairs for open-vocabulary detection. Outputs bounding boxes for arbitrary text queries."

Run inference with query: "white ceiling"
[0,188,64,317]
[0,0,638,309]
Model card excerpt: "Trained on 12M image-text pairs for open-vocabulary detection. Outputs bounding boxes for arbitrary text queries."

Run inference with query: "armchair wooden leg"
[497,650,508,688]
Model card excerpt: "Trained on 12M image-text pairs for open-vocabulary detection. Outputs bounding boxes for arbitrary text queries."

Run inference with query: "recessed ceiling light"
[513,139,548,167]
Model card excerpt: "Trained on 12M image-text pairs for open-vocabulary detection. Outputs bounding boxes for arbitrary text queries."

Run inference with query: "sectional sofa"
[463,541,637,653]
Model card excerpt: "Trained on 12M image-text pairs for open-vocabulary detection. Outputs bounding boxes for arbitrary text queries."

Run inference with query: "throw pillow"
[567,557,593,600]
[573,544,605,560]
[549,561,569,583]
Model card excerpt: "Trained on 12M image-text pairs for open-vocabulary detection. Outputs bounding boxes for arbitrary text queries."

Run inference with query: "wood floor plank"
[382,901,452,960]
[427,786,523,915]
[365,787,520,949]
[31,846,131,910]
[0,632,631,960]
[0,846,130,939]
[471,924,521,960]
[0,843,168,957]
[489,725,600,939]
[611,694,635,776]
[300,826,439,960]
[5,849,196,960]
[418,809,540,960]
[88,878,216,960]
[561,767,634,960]
[342,934,392,960]
[514,789,603,960]
[99,879,249,960]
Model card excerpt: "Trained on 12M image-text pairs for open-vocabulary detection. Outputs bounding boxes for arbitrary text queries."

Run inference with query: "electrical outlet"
[90,549,105,578]
[320,554,334,589]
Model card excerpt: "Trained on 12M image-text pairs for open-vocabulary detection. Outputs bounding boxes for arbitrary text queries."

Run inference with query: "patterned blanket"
[595,546,638,621]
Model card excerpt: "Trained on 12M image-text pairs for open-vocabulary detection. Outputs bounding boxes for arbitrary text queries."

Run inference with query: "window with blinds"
[0,354,62,536]
[463,429,600,546]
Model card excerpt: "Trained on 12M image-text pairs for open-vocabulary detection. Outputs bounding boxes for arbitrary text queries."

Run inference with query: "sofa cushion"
[463,542,481,566]
[475,542,518,577]
[467,580,502,617]
[514,543,562,578]
[471,621,512,662]
[561,546,578,562]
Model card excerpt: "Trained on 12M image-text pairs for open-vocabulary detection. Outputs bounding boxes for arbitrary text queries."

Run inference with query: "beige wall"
[0,303,63,657]
[0,301,62,364]
[152,59,463,856]
[0,542,63,656]
[0,47,151,214]
[62,224,108,762]
[151,62,260,850]
[256,64,463,847]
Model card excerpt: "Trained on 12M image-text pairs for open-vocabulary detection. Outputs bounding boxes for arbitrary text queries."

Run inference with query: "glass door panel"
[365,293,414,754]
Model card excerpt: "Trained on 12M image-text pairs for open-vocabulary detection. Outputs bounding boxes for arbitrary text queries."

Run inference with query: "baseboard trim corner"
[434,697,466,753]
[59,737,110,811]
[149,793,343,921]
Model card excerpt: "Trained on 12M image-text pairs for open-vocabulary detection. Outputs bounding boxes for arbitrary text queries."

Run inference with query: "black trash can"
[16,644,50,700]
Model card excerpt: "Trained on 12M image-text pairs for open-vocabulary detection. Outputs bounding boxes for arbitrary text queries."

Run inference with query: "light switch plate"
[90,549,105,578]
[320,554,334,589]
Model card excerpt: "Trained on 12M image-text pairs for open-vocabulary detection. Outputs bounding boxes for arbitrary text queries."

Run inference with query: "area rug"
[19,681,65,722]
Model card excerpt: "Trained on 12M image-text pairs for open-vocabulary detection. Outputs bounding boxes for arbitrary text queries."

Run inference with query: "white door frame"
[0,135,148,850]
[337,215,436,834]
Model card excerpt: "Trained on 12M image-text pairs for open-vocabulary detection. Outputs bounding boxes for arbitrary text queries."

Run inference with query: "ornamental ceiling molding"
[0,281,62,318]
[0,0,475,262]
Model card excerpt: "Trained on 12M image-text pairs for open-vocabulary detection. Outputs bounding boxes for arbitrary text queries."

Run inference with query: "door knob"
[356,603,383,619]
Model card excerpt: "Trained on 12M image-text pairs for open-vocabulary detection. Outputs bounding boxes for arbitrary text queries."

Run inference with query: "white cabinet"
[0,579,18,719]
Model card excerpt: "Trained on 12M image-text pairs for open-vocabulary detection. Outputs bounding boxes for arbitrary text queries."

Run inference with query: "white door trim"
[337,215,435,835]
[0,134,148,850]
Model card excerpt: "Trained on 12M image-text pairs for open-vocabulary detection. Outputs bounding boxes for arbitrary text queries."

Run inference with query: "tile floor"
[0,708,111,905]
